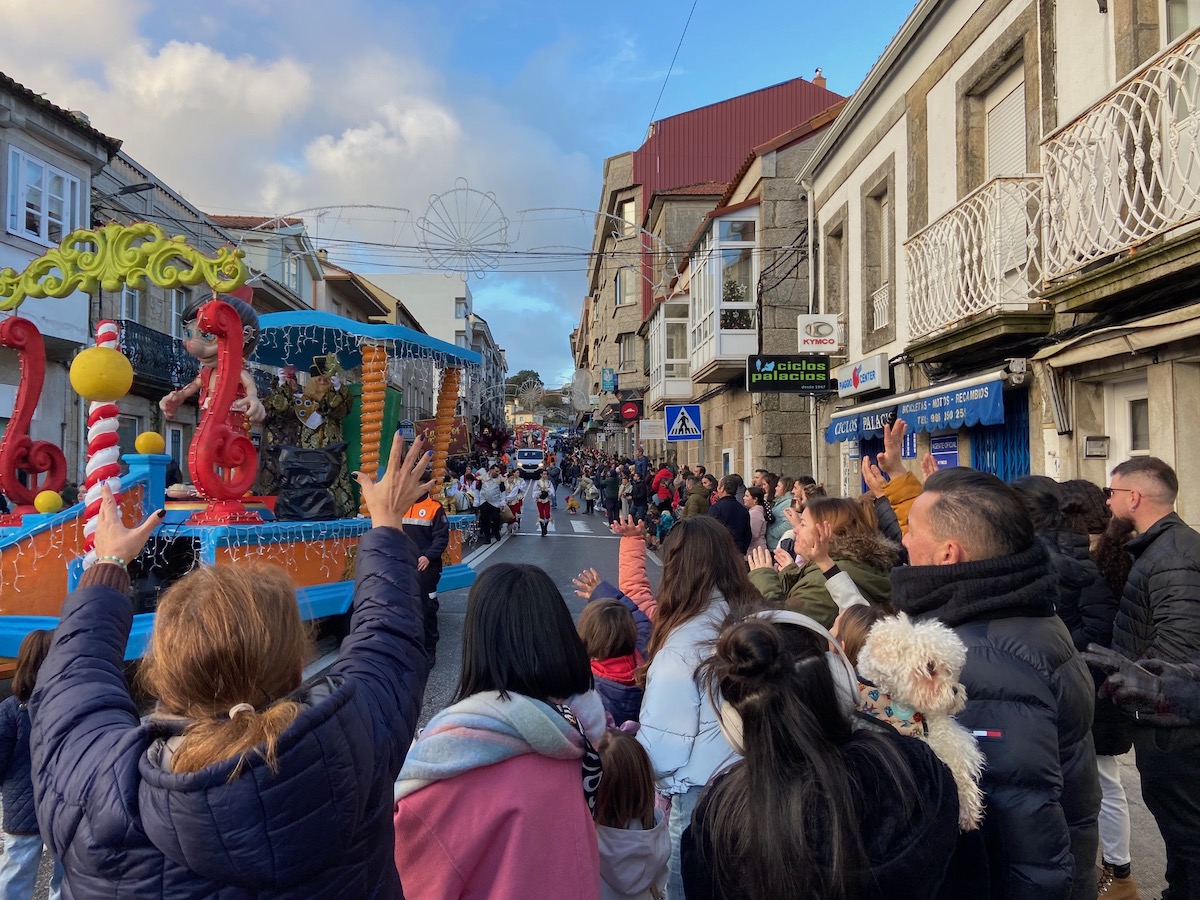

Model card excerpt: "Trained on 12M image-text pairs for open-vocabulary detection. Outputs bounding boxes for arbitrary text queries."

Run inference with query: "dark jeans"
[1136,724,1200,899]
[604,499,619,523]
[631,503,648,524]
[418,561,442,657]
[479,502,502,542]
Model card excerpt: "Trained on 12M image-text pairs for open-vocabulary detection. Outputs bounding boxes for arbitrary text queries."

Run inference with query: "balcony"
[116,320,199,392]
[871,283,892,330]
[905,176,1048,349]
[1042,28,1200,284]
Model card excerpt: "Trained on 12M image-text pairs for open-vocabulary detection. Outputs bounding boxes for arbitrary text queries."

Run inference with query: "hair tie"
[228,703,255,719]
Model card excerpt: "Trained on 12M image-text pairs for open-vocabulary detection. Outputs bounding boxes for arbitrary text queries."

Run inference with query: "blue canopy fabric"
[251,310,482,371]
[825,378,1005,443]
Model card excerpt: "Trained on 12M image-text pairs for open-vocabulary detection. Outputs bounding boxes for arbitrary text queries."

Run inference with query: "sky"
[4,0,913,387]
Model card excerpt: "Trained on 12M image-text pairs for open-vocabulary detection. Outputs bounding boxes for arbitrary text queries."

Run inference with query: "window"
[169,289,188,338]
[117,415,143,455]
[1168,0,1200,41]
[282,253,301,293]
[617,333,637,371]
[1130,398,1150,452]
[7,147,81,245]
[120,286,141,322]
[456,331,468,349]
[618,199,637,237]
[615,267,637,305]
[865,186,894,333]
[167,425,185,470]
[455,297,468,318]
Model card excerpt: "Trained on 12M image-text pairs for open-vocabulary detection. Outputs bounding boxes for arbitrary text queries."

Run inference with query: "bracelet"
[96,555,127,570]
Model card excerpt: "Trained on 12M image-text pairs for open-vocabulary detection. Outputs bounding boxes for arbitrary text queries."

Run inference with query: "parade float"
[0,223,480,658]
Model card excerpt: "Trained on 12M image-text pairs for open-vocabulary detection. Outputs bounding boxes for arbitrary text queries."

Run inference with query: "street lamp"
[92,183,155,202]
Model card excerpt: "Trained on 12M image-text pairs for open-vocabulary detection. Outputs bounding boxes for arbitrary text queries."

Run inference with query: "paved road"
[27,492,1171,896]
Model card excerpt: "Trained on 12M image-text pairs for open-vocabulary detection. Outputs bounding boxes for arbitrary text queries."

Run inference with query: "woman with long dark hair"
[394,563,603,899]
[633,516,760,899]
[681,613,961,900]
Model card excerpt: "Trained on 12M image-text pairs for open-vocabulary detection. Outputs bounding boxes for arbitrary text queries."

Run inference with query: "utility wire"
[649,0,700,126]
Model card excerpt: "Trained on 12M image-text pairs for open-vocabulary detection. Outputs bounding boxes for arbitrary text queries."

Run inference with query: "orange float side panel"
[212,536,360,588]
[442,528,463,566]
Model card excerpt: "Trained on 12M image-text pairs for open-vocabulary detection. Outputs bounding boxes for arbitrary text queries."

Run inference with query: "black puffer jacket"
[1111,512,1200,665]
[891,543,1099,900]
[1039,530,1132,756]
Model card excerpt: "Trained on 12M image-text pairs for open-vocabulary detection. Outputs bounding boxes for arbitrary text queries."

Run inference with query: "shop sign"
[836,353,890,397]
[746,354,834,393]
[601,368,616,392]
[930,434,960,469]
[796,314,840,354]
[640,418,665,440]
[620,400,643,421]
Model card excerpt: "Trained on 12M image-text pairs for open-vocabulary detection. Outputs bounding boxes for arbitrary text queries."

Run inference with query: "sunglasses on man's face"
[1102,487,1134,499]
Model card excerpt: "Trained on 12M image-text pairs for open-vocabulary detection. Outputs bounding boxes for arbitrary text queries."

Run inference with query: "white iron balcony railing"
[871,283,891,330]
[905,176,1043,341]
[1043,28,1200,281]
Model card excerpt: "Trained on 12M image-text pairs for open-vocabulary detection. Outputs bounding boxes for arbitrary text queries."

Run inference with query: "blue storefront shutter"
[970,389,1030,482]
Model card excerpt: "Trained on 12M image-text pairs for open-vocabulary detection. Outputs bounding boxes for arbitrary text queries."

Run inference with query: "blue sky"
[7,0,913,385]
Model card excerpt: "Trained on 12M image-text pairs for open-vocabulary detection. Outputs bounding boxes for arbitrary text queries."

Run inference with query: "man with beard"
[1106,457,1200,900]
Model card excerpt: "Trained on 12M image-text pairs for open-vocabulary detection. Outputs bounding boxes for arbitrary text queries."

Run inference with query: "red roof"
[633,77,843,207]
[209,215,304,230]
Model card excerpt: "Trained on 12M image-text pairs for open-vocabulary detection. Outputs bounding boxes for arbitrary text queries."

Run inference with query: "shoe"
[1097,862,1139,899]
[540,523,548,536]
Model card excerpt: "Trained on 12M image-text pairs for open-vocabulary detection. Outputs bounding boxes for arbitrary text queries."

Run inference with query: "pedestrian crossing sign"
[665,404,703,442]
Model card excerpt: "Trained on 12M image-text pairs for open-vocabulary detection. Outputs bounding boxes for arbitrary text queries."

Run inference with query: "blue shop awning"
[825,371,1007,443]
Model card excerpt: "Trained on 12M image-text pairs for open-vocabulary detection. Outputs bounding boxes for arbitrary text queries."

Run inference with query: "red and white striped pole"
[81,321,123,566]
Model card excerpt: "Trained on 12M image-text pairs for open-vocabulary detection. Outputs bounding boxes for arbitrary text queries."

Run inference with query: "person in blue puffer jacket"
[29,436,435,899]
[0,629,62,900]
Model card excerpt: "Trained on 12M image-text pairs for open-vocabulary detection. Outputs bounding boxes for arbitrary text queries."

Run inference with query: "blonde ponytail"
[170,701,303,776]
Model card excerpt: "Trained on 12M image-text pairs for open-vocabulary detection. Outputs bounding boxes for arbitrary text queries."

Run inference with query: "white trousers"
[1097,753,1132,867]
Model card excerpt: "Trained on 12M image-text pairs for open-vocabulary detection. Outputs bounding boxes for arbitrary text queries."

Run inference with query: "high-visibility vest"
[402,496,444,528]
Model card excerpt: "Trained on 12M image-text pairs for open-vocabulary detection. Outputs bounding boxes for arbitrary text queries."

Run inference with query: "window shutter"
[986,81,1026,178]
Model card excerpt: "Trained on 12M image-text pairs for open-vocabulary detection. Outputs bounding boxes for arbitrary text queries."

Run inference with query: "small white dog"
[857,612,985,831]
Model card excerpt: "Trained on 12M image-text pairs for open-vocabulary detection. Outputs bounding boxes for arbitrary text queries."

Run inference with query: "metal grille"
[1042,27,1200,281]
[871,283,891,330]
[970,389,1030,482]
[116,319,199,390]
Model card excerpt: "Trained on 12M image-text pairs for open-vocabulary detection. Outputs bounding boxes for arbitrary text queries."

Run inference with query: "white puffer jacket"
[636,596,739,795]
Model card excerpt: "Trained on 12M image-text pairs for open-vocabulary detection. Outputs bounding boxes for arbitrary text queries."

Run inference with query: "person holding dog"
[887,456,1099,900]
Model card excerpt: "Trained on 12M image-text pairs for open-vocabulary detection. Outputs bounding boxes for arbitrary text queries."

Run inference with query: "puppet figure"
[160,293,266,427]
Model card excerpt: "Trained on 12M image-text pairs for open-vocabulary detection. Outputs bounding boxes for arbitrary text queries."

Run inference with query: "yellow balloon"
[135,431,166,455]
[34,491,63,514]
[69,346,134,402]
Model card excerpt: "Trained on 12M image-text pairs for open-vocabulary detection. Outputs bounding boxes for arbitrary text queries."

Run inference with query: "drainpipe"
[800,176,820,482]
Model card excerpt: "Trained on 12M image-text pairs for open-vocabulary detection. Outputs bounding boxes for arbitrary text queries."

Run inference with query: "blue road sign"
[664,404,703,442]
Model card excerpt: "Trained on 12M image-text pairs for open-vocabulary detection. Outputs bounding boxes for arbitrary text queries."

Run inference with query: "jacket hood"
[829,530,902,573]
[596,809,670,895]
[137,676,373,889]
[1039,531,1098,591]
[891,543,1057,627]
[687,485,710,499]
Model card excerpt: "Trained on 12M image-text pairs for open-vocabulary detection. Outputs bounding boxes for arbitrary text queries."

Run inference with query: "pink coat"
[394,753,601,900]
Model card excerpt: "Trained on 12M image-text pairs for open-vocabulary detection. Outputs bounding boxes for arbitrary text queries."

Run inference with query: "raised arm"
[334,437,436,774]
[612,516,656,620]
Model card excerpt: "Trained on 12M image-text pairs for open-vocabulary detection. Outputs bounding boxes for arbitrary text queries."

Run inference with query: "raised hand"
[860,456,889,499]
[572,567,601,599]
[610,514,645,538]
[747,546,774,572]
[798,520,835,572]
[355,435,434,531]
[920,452,939,481]
[874,419,908,478]
[93,484,164,566]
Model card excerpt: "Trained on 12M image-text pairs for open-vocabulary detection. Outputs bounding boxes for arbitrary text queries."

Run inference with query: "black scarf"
[890,543,1057,627]
[553,703,602,812]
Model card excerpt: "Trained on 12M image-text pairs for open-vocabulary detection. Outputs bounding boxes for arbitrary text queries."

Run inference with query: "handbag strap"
[553,703,602,812]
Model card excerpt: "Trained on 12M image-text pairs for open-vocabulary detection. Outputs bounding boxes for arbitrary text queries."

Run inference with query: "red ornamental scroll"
[0,317,66,517]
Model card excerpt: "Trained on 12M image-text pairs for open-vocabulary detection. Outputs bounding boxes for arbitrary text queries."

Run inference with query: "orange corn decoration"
[431,367,460,506]
[359,344,388,516]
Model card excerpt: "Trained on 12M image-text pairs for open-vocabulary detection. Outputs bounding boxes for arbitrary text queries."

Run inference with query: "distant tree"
[506,369,543,387]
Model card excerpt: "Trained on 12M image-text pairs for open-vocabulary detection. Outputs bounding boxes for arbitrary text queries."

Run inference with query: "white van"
[516,448,546,478]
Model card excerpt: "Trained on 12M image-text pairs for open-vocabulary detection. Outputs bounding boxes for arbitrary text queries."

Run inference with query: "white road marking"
[462,531,511,566]
[570,520,589,533]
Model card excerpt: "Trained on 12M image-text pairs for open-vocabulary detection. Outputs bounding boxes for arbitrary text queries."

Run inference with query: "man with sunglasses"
[1107,456,1200,900]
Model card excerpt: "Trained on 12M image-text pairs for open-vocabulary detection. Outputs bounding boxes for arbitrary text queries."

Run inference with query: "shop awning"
[1032,306,1200,368]
[825,370,1008,443]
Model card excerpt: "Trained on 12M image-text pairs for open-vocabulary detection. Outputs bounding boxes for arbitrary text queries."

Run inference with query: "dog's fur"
[857,612,985,831]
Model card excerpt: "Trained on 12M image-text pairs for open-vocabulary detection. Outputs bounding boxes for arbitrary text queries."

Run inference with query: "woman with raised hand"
[30,436,435,898]
[681,613,961,900]
[394,563,604,900]
[635,516,760,900]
